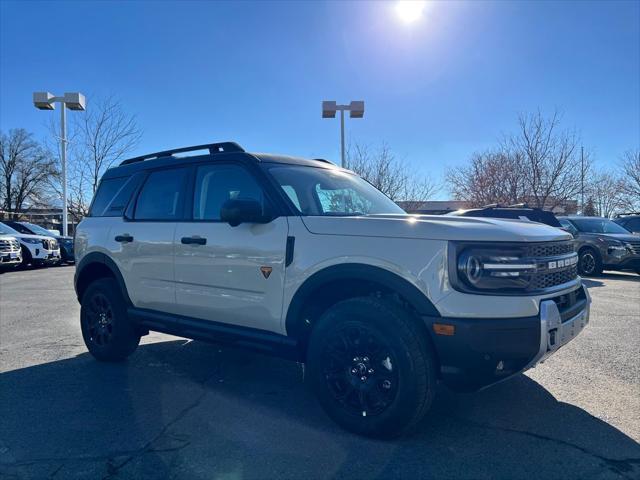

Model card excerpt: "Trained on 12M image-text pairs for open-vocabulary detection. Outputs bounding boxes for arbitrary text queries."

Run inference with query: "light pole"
[322,101,365,167]
[33,92,86,236]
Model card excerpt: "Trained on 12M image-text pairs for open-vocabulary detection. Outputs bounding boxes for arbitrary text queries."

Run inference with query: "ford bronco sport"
[74,142,591,438]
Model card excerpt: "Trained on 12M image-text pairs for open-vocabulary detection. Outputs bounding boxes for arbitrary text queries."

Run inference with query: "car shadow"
[1,340,639,479]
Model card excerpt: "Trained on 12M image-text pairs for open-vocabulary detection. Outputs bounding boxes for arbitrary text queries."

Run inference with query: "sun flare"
[395,1,427,24]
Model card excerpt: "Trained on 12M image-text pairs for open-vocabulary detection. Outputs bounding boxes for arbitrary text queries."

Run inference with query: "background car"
[614,213,640,234]
[558,216,640,276]
[0,222,60,268]
[0,234,22,270]
[4,221,74,264]
[445,204,563,227]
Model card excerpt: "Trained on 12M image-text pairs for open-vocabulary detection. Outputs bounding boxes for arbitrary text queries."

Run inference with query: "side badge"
[260,266,273,279]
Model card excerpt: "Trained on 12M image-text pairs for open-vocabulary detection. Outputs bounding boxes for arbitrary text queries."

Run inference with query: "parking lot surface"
[0,266,639,479]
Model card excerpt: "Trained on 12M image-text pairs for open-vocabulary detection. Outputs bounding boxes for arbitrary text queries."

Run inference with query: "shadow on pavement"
[1,340,639,479]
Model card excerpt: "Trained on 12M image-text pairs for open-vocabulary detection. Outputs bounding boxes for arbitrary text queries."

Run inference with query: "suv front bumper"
[426,285,591,392]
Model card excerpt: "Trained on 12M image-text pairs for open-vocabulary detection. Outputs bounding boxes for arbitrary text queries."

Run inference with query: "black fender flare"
[74,252,132,305]
[285,263,441,339]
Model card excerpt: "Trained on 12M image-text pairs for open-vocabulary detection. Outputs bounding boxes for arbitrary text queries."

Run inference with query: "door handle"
[181,236,207,245]
[115,234,134,243]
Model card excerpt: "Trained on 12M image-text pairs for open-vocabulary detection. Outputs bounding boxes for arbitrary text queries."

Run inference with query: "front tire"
[80,278,140,362]
[307,297,436,438]
[578,247,603,276]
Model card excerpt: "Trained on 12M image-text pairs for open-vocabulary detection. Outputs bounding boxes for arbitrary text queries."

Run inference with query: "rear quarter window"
[89,177,127,217]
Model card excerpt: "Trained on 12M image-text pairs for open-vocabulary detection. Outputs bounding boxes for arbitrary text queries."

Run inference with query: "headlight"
[449,242,578,294]
[455,245,535,291]
[21,238,41,244]
[605,239,626,255]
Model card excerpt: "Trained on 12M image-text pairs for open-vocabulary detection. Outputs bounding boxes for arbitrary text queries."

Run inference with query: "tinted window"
[90,177,127,217]
[104,173,144,216]
[5,222,31,234]
[134,168,188,220]
[624,218,640,232]
[193,164,265,220]
[571,218,630,234]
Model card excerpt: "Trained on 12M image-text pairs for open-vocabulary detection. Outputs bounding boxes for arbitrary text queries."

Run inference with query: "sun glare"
[395,1,426,24]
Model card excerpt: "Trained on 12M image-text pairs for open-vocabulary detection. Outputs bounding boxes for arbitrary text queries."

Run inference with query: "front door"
[174,163,289,333]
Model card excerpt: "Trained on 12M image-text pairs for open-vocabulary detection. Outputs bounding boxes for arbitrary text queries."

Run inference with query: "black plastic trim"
[285,263,440,339]
[285,236,295,267]
[74,252,132,305]
[128,307,301,360]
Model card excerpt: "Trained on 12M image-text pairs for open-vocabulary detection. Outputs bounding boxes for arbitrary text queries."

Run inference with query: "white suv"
[74,142,590,438]
[0,222,60,267]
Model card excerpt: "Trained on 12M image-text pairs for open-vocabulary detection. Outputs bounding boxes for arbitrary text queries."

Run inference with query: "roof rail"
[313,158,334,165]
[615,211,640,217]
[120,141,244,166]
[481,203,500,208]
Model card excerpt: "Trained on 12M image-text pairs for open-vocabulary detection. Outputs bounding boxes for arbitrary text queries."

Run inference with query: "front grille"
[0,239,20,252]
[524,241,575,258]
[626,241,640,256]
[531,264,578,290]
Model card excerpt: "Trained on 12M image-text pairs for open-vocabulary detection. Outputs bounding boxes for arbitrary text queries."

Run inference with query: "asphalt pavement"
[0,266,639,479]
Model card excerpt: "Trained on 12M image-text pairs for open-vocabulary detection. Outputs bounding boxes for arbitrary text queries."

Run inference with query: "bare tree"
[74,96,142,194]
[447,150,528,207]
[506,110,584,210]
[448,110,588,210]
[585,170,627,218]
[0,129,56,215]
[346,141,440,209]
[620,149,640,209]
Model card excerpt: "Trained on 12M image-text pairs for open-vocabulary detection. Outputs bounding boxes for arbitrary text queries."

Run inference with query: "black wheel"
[307,297,436,438]
[80,278,140,362]
[578,248,603,276]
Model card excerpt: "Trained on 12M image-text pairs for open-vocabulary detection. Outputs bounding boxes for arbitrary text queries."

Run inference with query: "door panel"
[107,218,177,311]
[174,218,289,332]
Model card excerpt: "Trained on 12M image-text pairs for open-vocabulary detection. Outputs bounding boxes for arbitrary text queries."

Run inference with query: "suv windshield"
[570,218,631,234]
[268,165,405,216]
[0,223,19,235]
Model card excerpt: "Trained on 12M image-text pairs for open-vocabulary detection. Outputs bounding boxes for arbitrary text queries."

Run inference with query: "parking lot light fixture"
[322,100,365,168]
[32,92,86,236]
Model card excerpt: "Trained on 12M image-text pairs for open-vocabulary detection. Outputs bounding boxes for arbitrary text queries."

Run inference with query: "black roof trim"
[120,142,244,166]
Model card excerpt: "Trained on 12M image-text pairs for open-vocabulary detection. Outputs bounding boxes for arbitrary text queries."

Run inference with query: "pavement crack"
[446,415,640,479]
[101,372,215,479]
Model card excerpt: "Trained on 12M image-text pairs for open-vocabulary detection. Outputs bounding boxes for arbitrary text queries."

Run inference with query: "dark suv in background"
[558,216,640,276]
[614,213,640,234]
[446,204,563,227]
[4,221,74,264]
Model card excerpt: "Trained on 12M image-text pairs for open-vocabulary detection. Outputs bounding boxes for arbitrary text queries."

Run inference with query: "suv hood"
[301,214,571,242]
[13,233,55,242]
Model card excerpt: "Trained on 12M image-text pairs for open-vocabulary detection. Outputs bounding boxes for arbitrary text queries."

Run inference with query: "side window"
[134,168,188,220]
[193,164,265,221]
[626,218,640,232]
[90,177,127,217]
[559,219,577,234]
[103,173,144,217]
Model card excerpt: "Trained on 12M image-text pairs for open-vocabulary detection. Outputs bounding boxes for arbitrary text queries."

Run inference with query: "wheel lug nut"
[368,368,374,374]
[360,376,366,382]
[363,356,369,362]
[351,368,358,374]
[353,357,359,362]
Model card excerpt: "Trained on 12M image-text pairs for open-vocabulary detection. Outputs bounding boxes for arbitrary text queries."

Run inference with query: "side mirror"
[220,199,270,227]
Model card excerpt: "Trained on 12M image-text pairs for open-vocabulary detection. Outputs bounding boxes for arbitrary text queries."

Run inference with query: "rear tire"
[80,278,140,362]
[578,247,603,276]
[307,297,436,438]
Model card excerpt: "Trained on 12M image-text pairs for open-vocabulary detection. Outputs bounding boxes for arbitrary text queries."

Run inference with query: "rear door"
[106,166,190,313]
[174,162,289,333]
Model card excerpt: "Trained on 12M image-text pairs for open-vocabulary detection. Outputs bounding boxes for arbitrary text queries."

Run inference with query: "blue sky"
[1,0,638,197]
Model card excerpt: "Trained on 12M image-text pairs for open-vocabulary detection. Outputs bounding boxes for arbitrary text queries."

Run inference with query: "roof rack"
[313,158,334,165]
[120,141,244,166]
[615,211,640,217]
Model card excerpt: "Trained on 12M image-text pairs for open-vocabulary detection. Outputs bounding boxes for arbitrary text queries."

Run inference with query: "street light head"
[349,101,365,118]
[322,100,337,118]
[33,92,55,110]
[64,92,86,111]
